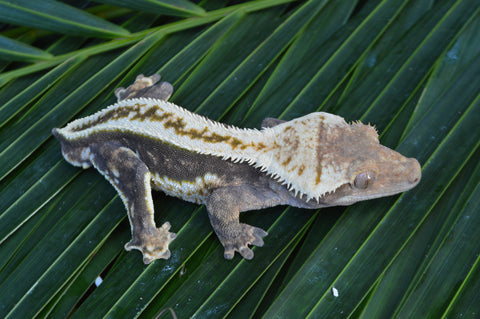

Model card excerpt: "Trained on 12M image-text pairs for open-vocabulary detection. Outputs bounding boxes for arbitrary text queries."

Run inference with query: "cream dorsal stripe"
[56,98,350,200]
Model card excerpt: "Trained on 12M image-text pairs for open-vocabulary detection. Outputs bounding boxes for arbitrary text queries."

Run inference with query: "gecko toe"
[224,248,235,260]
[161,249,171,260]
[251,227,268,247]
[239,246,254,260]
[250,237,264,247]
[143,255,155,264]
[124,238,142,251]
[161,221,172,231]
[255,228,268,238]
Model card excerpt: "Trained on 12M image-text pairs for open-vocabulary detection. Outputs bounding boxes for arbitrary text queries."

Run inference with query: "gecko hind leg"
[115,74,173,101]
[261,117,286,128]
[206,185,278,260]
[88,142,176,264]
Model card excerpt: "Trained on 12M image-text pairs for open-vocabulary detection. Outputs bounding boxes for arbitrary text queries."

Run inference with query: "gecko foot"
[115,74,173,101]
[125,222,177,264]
[115,74,160,100]
[222,224,268,260]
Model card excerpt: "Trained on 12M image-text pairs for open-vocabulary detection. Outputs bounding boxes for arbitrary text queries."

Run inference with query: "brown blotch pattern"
[281,156,292,167]
[315,169,322,185]
[297,165,305,175]
[255,142,267,151]
[164,117,187,131]
[314,120,326,185]
[71,103,173,131]
[73,103,256,150]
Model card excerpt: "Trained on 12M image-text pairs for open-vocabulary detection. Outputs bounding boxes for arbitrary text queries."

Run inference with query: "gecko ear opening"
[353,171,376,189]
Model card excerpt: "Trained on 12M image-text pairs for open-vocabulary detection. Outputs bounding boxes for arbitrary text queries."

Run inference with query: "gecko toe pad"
[125,222,177,264]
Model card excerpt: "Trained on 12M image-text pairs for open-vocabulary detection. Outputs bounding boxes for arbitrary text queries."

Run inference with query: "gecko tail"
[52,127,70,146]
[52,127,60,139]
[52,127,93,169]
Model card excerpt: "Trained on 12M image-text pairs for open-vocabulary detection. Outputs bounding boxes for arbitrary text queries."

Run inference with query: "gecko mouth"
[347,183,418,201]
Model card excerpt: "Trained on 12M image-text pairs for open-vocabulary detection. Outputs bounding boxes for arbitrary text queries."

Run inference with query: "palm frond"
[1,0,479,318]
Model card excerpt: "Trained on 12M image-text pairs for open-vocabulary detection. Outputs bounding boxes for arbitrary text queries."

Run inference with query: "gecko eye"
[354,171,376,189]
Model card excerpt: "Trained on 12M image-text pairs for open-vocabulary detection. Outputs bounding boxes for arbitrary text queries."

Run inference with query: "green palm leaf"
[0,0,130,38]
[0,34,53,62]
[94,0,206,17]
[1,0,479,318]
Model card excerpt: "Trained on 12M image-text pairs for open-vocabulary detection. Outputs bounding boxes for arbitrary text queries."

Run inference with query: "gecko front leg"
[261,117,286,128]
[205,185,285,260]
[114,74,173,101]
[88,142,176,264]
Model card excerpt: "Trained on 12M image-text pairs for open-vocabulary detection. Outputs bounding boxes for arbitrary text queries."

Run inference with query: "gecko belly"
[151,172,221,204]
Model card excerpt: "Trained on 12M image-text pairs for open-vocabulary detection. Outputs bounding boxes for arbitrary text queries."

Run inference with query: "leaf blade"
[0,0,130,38]
[95,0,205,17]
[0,34,53,62]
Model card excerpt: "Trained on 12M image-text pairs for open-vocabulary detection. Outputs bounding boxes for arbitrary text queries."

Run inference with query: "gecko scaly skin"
[52,74,421,263]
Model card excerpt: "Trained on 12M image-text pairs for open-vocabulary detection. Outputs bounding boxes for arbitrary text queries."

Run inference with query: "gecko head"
[312,119,421,206]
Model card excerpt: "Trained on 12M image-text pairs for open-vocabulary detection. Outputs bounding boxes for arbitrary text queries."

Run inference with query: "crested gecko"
[53,74,421,264]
